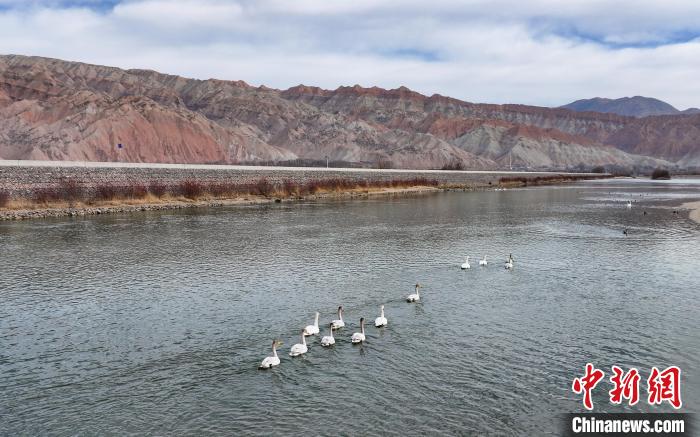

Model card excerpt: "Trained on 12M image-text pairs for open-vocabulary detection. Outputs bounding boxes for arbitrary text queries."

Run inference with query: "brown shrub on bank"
[0,190,9,208]
[19,176,442,207]
[208,182,229,197]
[499,174,606,186]
[282,180,300,196]
[148,182,167,198]
[651,168,671,180]
[386,177,439,188]
[94,184,118,201]
[58,179,84,202]
[92,183,147,201]
[303,180,322,195]
[123,184,148,199]
[33,187,60,204]
[179,180,205,199]
[251,178,274,197]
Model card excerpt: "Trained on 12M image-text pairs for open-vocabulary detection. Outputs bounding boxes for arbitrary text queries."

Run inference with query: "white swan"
[374,305,387,327]
[626,200,632,209]
[320,323,335,347]
[505,253,514,270]
[330,306,345,330]
[406,283,421,302]
[303,311,320,336]
[460,256,471,269]
[259,340,282,369]
[351,318,366,343]
[479,256,488,267]
[289,330,308,356]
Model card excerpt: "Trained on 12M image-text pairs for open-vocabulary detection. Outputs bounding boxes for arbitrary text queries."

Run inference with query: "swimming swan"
[626,200,632,209]
[479,256,488,267]
[406,283,422,302]
[330,306,345,330]
[460,256,471,269]
[351,318,366,344]
[289,330,308,356]
[259,340,282,369]
[320,323,335,347]
[303,312,320,336]
[505,254,514,270]
[374,305,387,327]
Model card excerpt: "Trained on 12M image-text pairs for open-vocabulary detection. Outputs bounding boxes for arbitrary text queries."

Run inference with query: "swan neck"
[314,313,319,326]
[272,344,278,357]
[302,334,306,346]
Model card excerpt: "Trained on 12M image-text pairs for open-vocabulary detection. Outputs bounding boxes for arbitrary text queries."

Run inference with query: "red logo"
[647,366,682,409]
[572,363,605,410]
[572,364,682,410]
[609,366,640,406]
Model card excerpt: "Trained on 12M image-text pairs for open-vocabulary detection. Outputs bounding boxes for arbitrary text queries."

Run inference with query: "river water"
[1,179,699,435]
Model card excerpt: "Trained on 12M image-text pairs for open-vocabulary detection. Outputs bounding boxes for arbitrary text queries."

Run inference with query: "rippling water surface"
[1,179,699,435]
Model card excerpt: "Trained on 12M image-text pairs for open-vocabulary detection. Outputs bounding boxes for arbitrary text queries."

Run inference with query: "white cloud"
[112,0,243,30]
[0,0,699,109]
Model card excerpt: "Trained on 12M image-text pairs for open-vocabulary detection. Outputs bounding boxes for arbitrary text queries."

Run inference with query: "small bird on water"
[505,254,514,270]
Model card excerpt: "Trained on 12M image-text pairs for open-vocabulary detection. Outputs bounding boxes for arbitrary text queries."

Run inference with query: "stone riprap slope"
[0,160,597,199]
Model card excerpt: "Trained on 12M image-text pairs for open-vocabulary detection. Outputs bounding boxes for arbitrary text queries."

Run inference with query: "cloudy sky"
[1,0,699,108]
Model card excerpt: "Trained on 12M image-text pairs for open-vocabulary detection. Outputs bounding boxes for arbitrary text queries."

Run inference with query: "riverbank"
[0,174,596,220]
[681,200,700,224]
[0,161,608,220]
[0,186,443,220]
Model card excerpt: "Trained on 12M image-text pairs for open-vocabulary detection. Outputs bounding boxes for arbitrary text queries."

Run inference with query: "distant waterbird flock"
[618,193,680,235]
[259,255,516,369]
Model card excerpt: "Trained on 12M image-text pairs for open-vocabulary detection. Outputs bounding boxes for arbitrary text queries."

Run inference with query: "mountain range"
[561,96,700,118]
[1,55,698,170]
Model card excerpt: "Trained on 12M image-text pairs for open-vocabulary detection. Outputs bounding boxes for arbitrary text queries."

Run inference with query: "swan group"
[260,292,415,368]
[460,254,512,270]
[259,253,518,368]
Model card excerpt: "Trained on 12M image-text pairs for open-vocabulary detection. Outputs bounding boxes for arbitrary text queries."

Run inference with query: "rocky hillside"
[1,55,696,169]
[560,96,695,118]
